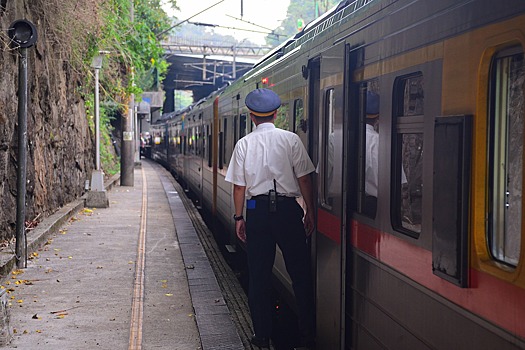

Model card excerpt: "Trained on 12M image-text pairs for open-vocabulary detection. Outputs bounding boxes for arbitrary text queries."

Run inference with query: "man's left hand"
[236,220,247,243]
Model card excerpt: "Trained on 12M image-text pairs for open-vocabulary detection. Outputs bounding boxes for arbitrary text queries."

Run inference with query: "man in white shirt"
[225,88,316,349]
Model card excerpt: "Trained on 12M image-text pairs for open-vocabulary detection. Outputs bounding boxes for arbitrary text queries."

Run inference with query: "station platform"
[0,160,264,349]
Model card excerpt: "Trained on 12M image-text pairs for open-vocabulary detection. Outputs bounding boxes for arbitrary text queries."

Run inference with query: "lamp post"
[8,19,38,269]
[86,54,109,208]
[92,55,103,176]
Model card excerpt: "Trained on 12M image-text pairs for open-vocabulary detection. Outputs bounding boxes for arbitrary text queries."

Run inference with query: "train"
[150,0,525,348]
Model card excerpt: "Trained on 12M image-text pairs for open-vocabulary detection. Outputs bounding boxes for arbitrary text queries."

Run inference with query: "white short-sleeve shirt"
[225,123,315,198]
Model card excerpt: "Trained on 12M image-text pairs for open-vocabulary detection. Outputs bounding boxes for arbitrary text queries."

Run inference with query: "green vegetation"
[82,0,178,175]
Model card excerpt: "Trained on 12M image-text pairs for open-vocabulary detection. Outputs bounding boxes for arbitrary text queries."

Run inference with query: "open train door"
[309,42,346,349]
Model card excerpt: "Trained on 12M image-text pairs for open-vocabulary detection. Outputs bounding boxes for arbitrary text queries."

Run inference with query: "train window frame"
[391,72,425,239]
[487,46,524,267]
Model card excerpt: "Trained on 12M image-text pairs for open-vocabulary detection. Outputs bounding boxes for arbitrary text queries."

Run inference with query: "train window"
[234,116,238,145]
[223,118,228,164]
[322,89,335,208]
[488,47,524,266]
[202,126,206,159]
[197,126,202,156]
[276,103,290,130]
[207,125,212,167]
[177,130,182,154]
[361,81,380,219]
[392,73,424,237]
[293,99,304,133]
[219,130,224,170]
[189,127,194,154]
[240,113,247,139]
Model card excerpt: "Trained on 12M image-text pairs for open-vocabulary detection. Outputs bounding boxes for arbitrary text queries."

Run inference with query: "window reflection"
[394,74,424,236]
[489,48,523,266]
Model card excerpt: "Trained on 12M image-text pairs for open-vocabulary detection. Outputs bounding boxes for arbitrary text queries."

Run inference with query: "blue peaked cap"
[245,88,281,117]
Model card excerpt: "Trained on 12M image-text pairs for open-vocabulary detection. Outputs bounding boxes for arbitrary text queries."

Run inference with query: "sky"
[162,0,291,45]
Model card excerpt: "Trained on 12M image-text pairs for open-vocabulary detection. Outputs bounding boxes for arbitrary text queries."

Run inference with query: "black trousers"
[246,196,315,339]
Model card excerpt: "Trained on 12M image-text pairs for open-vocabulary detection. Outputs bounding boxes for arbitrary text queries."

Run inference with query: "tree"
[82,0,179,174]
[266,0,339,46]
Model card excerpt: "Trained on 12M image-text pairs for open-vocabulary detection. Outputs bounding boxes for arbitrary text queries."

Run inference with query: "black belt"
[251,194,295,202]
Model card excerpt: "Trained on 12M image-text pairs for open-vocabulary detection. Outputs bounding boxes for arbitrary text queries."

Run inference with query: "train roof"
[251,0,367,71]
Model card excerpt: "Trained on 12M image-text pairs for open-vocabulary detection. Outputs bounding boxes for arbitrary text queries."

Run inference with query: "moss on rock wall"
[0,1,100,240]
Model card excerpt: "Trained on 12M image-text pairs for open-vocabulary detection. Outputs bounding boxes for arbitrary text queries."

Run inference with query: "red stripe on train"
[317,209,341,244]
[351,220,525,339]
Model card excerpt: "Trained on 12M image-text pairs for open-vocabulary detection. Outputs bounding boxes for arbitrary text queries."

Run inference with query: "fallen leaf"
[165,293,173,297]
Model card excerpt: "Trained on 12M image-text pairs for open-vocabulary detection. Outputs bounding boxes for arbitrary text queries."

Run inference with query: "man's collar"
[255,123,276,131]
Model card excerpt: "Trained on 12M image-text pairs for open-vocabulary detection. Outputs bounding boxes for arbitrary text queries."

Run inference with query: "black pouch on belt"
[268,189,277,212]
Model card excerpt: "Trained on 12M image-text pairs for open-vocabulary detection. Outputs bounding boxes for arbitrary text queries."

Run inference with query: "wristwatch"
[233,214,244,221]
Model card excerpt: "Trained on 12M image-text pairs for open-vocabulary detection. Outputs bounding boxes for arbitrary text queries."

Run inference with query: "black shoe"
[250,335,270,348]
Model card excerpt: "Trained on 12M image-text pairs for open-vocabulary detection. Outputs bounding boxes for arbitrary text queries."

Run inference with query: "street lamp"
[92,55,103,176]
[86,53,109,208]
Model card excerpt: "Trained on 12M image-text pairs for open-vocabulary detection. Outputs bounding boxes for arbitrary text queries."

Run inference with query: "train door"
[310,43,346,349]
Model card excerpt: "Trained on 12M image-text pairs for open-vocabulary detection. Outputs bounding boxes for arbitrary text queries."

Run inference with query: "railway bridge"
[160,37,272,112]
